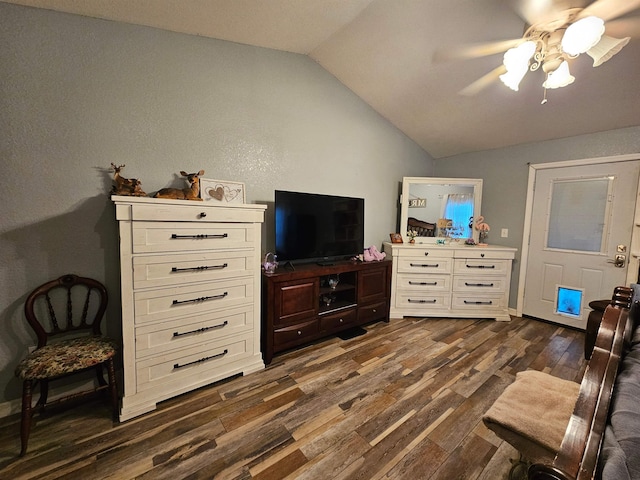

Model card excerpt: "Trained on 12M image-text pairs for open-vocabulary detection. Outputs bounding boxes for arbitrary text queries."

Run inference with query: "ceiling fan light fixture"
[587,34,630,66]
[542,61,575,89]
[499,41,536,90]
[499,67,529,91]
[502,41,537,69]
[561,16,605,55]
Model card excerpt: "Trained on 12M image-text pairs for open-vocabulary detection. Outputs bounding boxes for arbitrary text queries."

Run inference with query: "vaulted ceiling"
[4,0,640,158]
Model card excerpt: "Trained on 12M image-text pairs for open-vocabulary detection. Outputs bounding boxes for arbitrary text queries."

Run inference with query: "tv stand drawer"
[273,319,319,350]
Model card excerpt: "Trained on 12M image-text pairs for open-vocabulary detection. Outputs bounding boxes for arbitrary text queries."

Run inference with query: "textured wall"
[434,126,640,308]
[0,3,432,413]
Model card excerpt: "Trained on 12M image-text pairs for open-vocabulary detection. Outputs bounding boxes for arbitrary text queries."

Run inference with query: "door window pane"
[547,177,612,252]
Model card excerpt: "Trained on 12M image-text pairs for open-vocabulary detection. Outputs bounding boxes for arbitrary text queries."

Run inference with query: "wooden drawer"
[319,308,357,332]
[132,222,255,253]
[358,300,388,324]
[397,257,452,274]
[273,319,319,349]
[452,276,506,293]
[453,259,510,276]
[133,250,254,289]
[395,273,450,291]
[451,293,507,311]
[395,293,450,309]
[135,332,254,392]
[134,277,253,326]
[135,305,253,358]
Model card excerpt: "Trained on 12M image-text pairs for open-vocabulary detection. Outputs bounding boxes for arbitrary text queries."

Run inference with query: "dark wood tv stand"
[262,260,392,364]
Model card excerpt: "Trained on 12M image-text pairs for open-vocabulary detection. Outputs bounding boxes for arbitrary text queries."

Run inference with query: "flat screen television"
[275,190,365,265]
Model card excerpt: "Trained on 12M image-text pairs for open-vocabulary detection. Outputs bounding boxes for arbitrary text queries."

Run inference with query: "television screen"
[275,190,365,264]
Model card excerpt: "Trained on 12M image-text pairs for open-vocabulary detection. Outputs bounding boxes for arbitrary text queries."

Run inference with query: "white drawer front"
[136,333,254,392]
[135,305,253,358]
[396,273,450,292]
[395,292,451,308]
[132,222,254,253]
[397,257,452,274]
[129,203,264,223]
[133,251,254,289]
[451,293,507,311]
[453,259,510,275]
[454,249,515,260]
[396,247,453,258]
[134,277,253,325]
[452,276,506,293]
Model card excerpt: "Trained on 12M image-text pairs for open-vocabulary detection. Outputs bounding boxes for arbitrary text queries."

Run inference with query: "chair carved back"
[24,274,108,349]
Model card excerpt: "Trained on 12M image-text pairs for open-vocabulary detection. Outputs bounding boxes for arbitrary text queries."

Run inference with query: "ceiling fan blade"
[459,65,507,96]
[511,0,571,27]
[605,16,640,37]
[579,0,640,22]
[434,39,523,62]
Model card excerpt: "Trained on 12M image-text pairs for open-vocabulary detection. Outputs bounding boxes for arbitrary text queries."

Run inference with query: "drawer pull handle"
[297,330,302,335]
[171,233,228,239]
[410,263,439,268]
[173,349,228,369]
[199,212,207,218]
[424,252,429,256]
[372,309,377,313]
[464,282,494,287]
[172,292,228,305]
[408,299,437,304]
[466,264,495,269]
[339,318,344,323]
[173,320,228,337]
[409,281,437,286]
[172,263,228,273]
[463,300,493,305]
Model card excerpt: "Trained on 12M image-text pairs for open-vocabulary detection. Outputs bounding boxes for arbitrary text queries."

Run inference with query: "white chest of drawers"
[384,242,516,322]
[113,196,266,421]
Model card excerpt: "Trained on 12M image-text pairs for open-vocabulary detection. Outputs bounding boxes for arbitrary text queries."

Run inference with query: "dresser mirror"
[400,177,483,243]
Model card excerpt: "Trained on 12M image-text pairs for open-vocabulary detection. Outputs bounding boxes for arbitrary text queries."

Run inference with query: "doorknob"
[607,254,626,268]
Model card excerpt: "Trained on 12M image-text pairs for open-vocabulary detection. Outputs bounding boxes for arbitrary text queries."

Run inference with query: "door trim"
[516,153,640,318]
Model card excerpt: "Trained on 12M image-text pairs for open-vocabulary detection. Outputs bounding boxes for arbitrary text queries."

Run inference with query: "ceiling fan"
[436,0,640,101]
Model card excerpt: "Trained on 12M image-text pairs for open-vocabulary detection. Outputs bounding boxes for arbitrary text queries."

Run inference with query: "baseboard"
[0,398,21,419]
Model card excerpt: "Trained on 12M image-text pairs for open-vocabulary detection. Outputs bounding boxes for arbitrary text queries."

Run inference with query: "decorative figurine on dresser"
[112,193,266,421]
[384,177,517,322]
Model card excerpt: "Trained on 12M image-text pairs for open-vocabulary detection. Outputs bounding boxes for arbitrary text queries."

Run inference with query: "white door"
[523,160,640,328]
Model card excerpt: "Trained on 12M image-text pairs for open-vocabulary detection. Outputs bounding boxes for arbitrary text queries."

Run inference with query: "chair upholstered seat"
[15,336,117,380]
[14,274,118,456]
[483,369,580,465]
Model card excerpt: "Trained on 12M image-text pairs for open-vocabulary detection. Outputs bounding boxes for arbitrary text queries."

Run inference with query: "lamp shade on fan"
[587,34,630,66]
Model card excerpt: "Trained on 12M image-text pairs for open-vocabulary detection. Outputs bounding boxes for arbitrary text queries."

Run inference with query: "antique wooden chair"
[14,274,118,456]
[407,217,436,237]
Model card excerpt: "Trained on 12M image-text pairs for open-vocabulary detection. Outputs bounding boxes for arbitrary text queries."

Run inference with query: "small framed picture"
[390,233,404,243]
[200,178,246,204]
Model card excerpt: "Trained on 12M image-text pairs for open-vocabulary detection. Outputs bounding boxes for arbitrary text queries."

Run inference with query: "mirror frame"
[400,177,483,243]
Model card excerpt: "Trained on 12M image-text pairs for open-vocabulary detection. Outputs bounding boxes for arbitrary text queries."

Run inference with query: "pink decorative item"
[474,215,491,245]
[364,245,386,261]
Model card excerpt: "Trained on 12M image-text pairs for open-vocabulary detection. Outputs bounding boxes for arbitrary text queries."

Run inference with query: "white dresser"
[384,242,516,322]
[113,196,266,421]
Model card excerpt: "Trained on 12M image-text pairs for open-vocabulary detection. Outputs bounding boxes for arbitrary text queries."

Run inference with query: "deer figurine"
[110,163,147,196]
[154,170,205,201]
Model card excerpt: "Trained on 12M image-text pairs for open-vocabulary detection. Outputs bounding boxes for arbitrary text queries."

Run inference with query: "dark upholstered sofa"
[598,285,640,479]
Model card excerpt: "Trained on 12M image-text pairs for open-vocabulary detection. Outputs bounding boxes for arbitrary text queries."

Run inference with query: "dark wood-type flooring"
[0,315,586,480]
